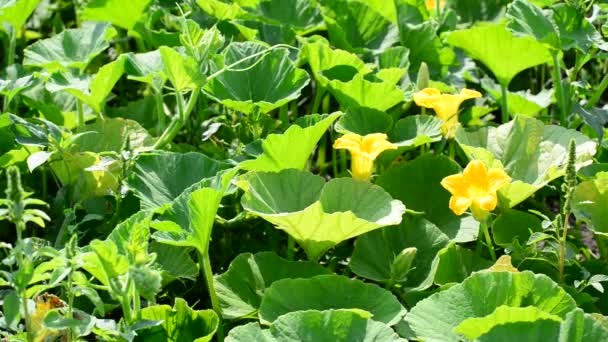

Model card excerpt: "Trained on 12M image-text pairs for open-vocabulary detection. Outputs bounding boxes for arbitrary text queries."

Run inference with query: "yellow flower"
[425,0,447,10]
[413,88,482,137]
[440,160,511,220]
[333,133,397,181]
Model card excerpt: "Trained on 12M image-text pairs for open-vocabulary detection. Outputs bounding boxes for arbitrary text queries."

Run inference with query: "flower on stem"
[425,0,447,10]
[333,133,397,181]
[440,160,511,221]
[413,88,482,138]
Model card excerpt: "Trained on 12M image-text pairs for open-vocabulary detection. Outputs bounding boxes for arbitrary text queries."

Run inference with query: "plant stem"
[558,217,569,283]
[154,90,165,135]
[77,100,85,129]
[586,73,608,109]
[480,219,496,261]
[551,53,568,126]
[153,89,200,149]
[3,27,16,111]
[287,236,295,261]
[279,103,289,128]
[199,252,225,342]
[500,83,509,123]
[310,86,325,115]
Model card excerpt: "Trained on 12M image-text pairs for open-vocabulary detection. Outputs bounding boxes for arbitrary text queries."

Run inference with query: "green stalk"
[551,53,568,126]
[586,73,608,109]
[199,252,225,342]
[310,86,325,115]
[499,83,509,123]
[558,217,569,283]
[480,219,496,261]
[77,100,85,129]
[287,236,295,261]
[154,90,166,135]
[279,103,289,128]
[3,27,16,111]
[153,89,200,149]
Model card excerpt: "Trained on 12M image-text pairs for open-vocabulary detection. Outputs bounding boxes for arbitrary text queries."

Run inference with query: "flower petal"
[333,133,362,153]
[441,174,467,197]
[449,196,472,216]
[463,160,489,187]
[487,168,512,192]
[459,88,482,100]
[413,88,442,109]
[475,194,498,212]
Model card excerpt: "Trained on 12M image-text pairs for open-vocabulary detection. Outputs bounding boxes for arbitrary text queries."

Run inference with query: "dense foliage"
[1,0,608,341]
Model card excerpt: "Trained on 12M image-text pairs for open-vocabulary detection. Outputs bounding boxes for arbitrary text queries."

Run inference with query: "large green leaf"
[455,115,597,207]
[240,113,341,172]
[572,173,608,236]
[226,310,406,342]
[376,154,479,243]
[45,56,126,113]
[135,298,218,342]
[445,21,551,86]
[326,70,406,111]
[454,306,561,340]
[392,115,443,148]
[23,22,115,71]
[559,309,608,341]
[334,107,393,135]
[0,0,40,32]
[255,0,323,33]
[405,271,577,342]
[506,0,608,53]
[204,42,310,114]
[125,50,165,89]
[482,78,553,117]
[214,252,330,319]
[433,242,493,285]
[160,46,206,92]
[71,117,153,153]
[300,39,371,89]
[350,214,449,288]
[0,65,37,107]
[319,0,399,53]
[82,0,152,32]
[492,209,543,247]
[259,275,407,325]
[239,169,405,260]
[126,151,230,209]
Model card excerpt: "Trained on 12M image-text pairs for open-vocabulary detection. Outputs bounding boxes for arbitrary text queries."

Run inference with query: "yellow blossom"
[425,0,447,10]
[440,160,511,220]
[413,88,482,137]
[333,133,397,181]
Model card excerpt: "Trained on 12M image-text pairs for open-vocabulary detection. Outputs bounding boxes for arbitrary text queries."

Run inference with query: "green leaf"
[327,70,406,111]
[255,0,323,33]
[126,151,230,209]
[300,39,371,89]
[350,214,449,287]
[506,0,608,53]
[396,15,452,74]
[46,56,126,113]
[334,107,393,135]
[572,173,608,236]
[80,240,129,287]
[392,115,443,148]
[136,298,219,342]
[70,117,153,153]
[320,0,399,53]
[226,310,406,342]
[0,0,40,32]
[376,154,479,242]
[240,169,405,261]
[152,168,238,255]
[454,306,561,340]
[433,242,493,285]
[23,22,115,71]
[559,309,608,341]
[160,46,206,92]
[445,21,551,86]
[204,42,310,114]
[214,252,330,319]
[574,104,608,144]
[405,271,577,342]
[0,65,37,106]
[259,275,407,325]
[455,115,597,207]
[240,113,341,172]
[149,242,198,281]
[482,77,553,117]
[81,0,152,31]
[3,290,20,330]
[125,50,165,88]
[492,209,543,247]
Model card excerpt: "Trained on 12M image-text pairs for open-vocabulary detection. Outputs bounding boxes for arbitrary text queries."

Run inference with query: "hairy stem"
[199,252,225,342]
